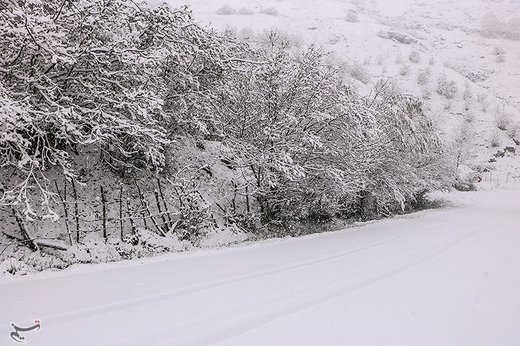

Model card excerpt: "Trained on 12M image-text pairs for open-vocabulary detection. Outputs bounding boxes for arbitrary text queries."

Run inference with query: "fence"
[477,171,520,186]
[2,173,253,252]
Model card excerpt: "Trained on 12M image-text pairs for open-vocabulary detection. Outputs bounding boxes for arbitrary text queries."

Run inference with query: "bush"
[238,7,254,15]
[409,50,421,63]
[493,46,505,56]
[490,131,502,147]
[349,63,371,83]
[493,46,506,63]
[417,69,430,85]
[260,7,278,16]
[464,112,475,123]
[495,111,512,131]
[454,180,477,191]
[256,30,303,49]
[495,54,505,63]
[399,64,410,76]
[436,75,458,99]
[506,122,520,141]
[477,92,490,112]
[345,11,359,22]
[217,5,236,15]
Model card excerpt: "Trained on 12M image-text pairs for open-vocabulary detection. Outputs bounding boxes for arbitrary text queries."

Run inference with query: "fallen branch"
[2,231,67,251]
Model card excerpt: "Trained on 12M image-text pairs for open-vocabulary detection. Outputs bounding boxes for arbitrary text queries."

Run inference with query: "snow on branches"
[0,0,229,217]
[212,35,452,222]
[0,2,453,227]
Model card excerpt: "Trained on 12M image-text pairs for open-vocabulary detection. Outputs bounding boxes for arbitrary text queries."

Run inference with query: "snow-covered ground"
[1,189,519,345]
[2,1,520,344]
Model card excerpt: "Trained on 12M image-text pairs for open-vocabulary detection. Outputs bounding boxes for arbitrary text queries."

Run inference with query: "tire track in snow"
[39,215,458,328]
[172,217,502,346]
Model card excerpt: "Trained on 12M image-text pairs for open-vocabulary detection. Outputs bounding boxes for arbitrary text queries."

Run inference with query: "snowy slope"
[1,189,519,345]
[160,0,520,176]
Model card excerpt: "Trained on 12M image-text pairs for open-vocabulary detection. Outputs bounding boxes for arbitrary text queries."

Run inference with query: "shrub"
[436,74,458,99]
[217,5,236,15]
[495,54,505,63]
[260,7,278,16]
[506,122,520,141]
[454,180,477,191]
[495,111,512,131]
[256,30,303,49]
[345,11,359,22]
[493,46,505,56]
[416,69,430,85]
[464,112,475,123]
[349,63,372,83]
[477,92,489,112]
[490,131,501,147]
[493,46,506,62]
[238,7,254,15]
[399,65,410,76]
[409,50,421,63]
[481,100,490,113]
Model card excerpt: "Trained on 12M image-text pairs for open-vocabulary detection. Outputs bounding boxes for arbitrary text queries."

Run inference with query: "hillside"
[170,0,520,179]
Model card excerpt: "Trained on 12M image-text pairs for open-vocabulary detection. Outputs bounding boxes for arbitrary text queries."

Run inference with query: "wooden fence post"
[54,181,73,245]
[246,185,250,214]
[157,178,173,229]
[154,189,168,234]
[119,185,124,241]
[11,207,40,252]
[127,197,136,235]
[135,182,148,230]
[100,185,107,240]
[71,180,80,243]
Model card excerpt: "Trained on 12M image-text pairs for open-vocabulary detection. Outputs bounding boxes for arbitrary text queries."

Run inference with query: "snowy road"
[1,190,520,346]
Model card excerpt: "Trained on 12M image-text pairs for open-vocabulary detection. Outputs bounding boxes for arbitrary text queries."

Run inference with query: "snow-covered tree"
[212,36,452,223]
[0,0,229,216]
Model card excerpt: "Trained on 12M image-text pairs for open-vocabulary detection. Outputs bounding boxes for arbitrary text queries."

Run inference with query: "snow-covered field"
[2,189,519,345]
